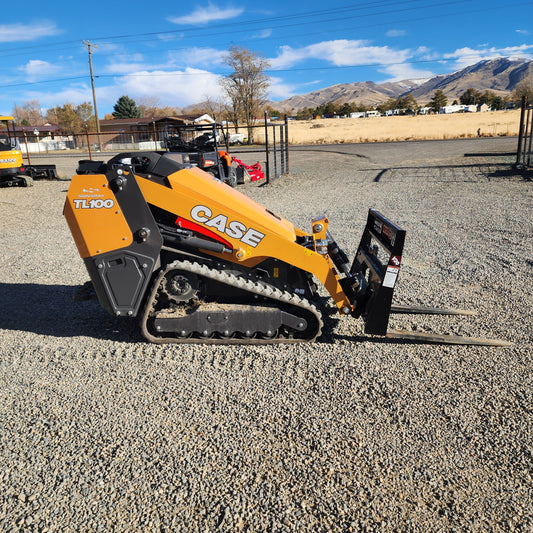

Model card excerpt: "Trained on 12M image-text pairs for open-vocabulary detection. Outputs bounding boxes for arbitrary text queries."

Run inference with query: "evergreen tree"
[112,96,143,119]
[491,96,505,110]
[459,88,482,106]
[429,90,447,112]
[339,102,355,116]
[377,98,398,114]
[323,101,336,115]
[397,94,418,114]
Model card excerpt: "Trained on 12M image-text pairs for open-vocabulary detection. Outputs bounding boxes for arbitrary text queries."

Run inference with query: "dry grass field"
[264,110,521,145]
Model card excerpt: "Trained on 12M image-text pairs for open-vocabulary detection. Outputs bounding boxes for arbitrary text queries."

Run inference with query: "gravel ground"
[1,139,532,532]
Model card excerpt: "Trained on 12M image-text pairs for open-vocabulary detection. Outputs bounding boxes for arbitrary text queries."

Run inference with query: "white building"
[440,104,466,114]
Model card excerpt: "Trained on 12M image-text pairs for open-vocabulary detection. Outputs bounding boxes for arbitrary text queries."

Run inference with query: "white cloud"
[105,62,147,75]
[268,77,326,100]
[270,40,412,70]
[516,29,530,35]
[379,62,435,82]
[270,39,440,83]
[22,84,93,110]
[168,47,226,67]
[168,4,244,25]
[5,64,223,114]
[444,44,533,69]
[386,29,407,38]
[117,68,223,107]
[415,46,440,61]
[253,29,272,39]
[104,48,226,76]
[18,60,62,82]
[12,68,224,113]
[444,47,491,69]
[267,77,299,100]
[0,21,61,42]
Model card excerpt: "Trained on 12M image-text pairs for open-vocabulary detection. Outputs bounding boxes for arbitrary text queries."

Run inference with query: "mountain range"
[272,57,533,112]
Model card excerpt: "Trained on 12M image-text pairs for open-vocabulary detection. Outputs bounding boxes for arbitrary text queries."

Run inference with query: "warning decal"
[383,265,400,289]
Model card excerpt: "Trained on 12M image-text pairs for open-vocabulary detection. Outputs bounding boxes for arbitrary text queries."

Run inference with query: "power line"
[0,52,510,90]
[0,0,528,92]
[0,0,405,55]
[0,0,475,56]
[0,75,88,88]
[2,0,525,70]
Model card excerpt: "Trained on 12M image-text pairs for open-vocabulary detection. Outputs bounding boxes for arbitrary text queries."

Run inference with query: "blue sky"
[1,0,532,117]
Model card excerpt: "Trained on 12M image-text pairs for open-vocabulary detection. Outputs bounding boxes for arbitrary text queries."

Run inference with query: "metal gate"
[264,113,289,184]
[517,96,532,169]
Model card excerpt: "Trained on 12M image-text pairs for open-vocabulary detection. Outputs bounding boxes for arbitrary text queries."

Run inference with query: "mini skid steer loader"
[64,151,508,346]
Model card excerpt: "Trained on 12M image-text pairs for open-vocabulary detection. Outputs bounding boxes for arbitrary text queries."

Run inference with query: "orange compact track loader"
[64,151,508,346]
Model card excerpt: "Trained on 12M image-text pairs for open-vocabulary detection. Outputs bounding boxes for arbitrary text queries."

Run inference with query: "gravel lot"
[1,138,532,531]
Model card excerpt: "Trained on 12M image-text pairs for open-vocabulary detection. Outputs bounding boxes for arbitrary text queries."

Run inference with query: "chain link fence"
[16,117,290,182]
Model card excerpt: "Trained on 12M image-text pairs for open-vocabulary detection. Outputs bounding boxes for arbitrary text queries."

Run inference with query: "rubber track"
[140,259,323,344]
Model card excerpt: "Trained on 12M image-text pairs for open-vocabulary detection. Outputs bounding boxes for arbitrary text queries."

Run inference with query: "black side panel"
[84,168,163,317]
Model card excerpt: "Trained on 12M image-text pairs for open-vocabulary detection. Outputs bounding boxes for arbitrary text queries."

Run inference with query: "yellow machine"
[0,115,57,186]
[64,151,507,345]
[0,116,30,187]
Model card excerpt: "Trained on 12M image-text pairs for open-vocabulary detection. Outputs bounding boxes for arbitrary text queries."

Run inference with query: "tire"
[21,176,34,187]
[225,167,238,188]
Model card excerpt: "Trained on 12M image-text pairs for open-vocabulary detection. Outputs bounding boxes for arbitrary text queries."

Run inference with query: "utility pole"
[83,40,102,150]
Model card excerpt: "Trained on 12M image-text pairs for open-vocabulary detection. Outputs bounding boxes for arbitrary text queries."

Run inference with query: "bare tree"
[45,102,95,134]
[202,95,223,119]
[137,96,180,118]
[184,96,224,121]
[512,77,533,104]
[12,100,43,126]
[220,46,270,143]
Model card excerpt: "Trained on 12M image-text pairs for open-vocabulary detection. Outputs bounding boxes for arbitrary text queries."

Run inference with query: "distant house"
[349,112,366,118]
[190,113,215,124]
[477,103,490,112]
[12,122,61,137]
[418,107,432,115]
[12,123,73,151]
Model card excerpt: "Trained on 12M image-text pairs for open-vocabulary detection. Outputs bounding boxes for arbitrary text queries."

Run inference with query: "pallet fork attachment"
[349,210,511,347]
[350,209,406,335]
